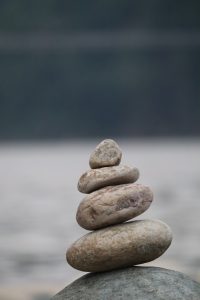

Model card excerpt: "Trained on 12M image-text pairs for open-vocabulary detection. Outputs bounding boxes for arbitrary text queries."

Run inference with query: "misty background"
[0,1,200,300]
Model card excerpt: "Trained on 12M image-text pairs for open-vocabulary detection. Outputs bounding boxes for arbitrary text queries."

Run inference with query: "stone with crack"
[76,183,153,230]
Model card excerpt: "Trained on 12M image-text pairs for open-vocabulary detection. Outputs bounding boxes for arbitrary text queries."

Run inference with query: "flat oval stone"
[78,165,139,194]
[89,139,122,169]
[66,219,173,272]
[76,184,153,230]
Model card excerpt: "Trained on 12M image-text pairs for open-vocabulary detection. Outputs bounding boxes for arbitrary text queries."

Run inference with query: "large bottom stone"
[51,267,200,300]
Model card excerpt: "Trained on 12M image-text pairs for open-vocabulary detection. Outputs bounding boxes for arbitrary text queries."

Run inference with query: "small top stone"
[89,139,122,169]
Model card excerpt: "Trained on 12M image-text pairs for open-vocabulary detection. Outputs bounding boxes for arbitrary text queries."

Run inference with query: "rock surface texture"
[52,267,200,300]
[89,139,122,168]
[78,165,139,193]
[67,220,172,272]
[76,184,153,230]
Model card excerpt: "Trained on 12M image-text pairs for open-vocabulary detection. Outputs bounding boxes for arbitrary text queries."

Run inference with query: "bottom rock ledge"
[51,266,200,300]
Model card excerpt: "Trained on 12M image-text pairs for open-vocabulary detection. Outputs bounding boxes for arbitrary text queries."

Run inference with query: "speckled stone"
[66,219,172,272]
[51,267,200,300]
[89,139,122,169]
[76,183,153,230]
[78,165,139,194]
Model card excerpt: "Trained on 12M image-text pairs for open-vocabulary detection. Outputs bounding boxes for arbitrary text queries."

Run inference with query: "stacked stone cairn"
[66,139,173,273]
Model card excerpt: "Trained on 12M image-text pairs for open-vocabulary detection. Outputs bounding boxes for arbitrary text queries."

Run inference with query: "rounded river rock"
[76,183,153,230]
[66,219,172,272]
[89,139,122,169]
[51,267,200,300]
[78,165,139,194]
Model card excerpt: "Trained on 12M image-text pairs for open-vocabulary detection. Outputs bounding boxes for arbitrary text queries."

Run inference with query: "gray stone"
[66,220,172,272]
[51,266,200,300]
[89,139,122,169]
[78,165,139,193]
[76,184,153,230]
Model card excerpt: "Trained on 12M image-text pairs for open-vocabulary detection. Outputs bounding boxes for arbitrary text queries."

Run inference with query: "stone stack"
[66,139,173,273]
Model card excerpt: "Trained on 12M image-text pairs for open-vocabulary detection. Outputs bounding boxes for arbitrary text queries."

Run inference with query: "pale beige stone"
[78,165,139,194]
[89,139,122,169]
[76,183,153,230]
[66,219,173,272]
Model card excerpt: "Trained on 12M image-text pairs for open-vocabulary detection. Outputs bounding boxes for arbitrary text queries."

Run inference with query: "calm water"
[0,139,200,299]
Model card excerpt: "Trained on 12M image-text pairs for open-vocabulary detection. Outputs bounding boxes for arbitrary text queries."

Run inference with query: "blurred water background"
[0,1,200,299]
[0,139,200,299]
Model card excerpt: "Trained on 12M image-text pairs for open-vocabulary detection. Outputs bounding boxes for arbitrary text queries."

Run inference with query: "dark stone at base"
[51,267,200,300]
